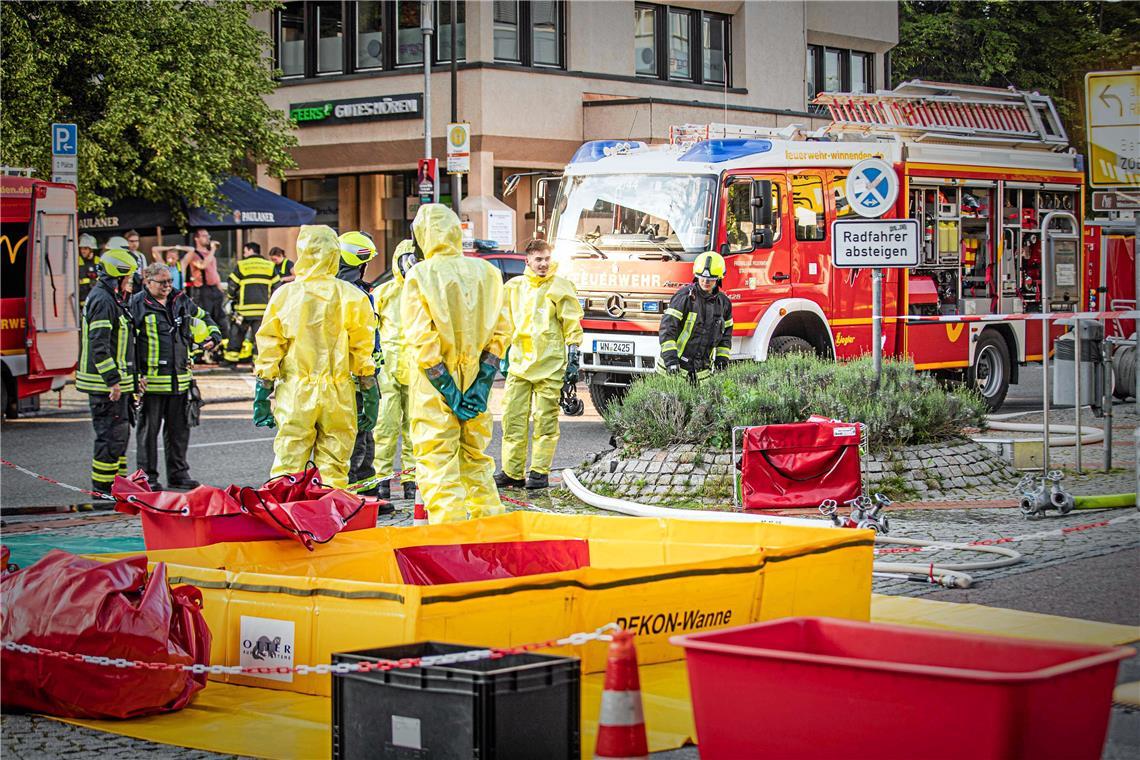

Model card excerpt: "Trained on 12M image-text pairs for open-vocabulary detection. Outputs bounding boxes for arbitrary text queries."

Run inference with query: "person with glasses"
[128,263,222,490]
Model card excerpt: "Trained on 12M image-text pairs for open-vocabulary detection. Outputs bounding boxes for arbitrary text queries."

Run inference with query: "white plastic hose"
[979,411,1104,447]
[560,469,1024,589]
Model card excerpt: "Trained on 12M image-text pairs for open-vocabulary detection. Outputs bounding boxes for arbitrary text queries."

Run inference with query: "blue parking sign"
[51,123,78,156]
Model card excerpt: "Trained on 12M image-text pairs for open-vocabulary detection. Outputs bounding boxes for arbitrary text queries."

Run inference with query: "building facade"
[250,0,897,266]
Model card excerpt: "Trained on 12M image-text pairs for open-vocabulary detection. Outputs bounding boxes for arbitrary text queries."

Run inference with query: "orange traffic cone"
[413,489,428,526]
[594,630,648,760]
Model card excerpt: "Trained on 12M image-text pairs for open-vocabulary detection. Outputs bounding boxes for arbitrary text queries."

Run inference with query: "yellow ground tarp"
[56,595,1138,759]
[108,511,874,696]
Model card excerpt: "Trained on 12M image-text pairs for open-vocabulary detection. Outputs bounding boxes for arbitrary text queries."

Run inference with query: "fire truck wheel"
[967,331,1011,411]
[587,375,627,415]
[768,335,815,357]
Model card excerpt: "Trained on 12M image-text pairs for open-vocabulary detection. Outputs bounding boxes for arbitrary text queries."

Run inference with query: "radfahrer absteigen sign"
[289,94,422,127]
[831,219,920,269]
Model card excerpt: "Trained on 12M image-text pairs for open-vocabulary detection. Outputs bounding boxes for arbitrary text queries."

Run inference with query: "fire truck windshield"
[550,173,716,259]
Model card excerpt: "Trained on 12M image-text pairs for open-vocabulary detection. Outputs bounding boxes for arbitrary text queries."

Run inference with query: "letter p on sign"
[51,123,78,156]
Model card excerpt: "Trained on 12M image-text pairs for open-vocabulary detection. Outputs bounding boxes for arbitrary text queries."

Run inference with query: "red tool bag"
[740,419,862,510]
[1,551,210,719]
[113,464,381,551]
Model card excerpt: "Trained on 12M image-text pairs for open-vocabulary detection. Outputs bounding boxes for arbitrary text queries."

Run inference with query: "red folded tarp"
[395,539,591,585]
[740,418,862,510]
[113,464,380,551]
[1,551,210,719]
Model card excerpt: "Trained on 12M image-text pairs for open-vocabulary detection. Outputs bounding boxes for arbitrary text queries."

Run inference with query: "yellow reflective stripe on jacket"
[676,313,698,356]
[145,314,160,375]
[88,319,112,330]
[715,346,732,358]
[664,307,684,320]
[660,339,678,353]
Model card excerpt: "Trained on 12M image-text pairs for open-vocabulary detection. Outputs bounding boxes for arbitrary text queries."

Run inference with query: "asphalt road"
[0,377,612,510]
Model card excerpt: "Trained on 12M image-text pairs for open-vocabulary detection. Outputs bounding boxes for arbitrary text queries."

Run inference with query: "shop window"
[807,44,875,103]
[492,1,564,68]
[792,174,826,241]
[277,1,306,78]
[274,1,466,79]
[725,179,781,253]
[635,4,730,85]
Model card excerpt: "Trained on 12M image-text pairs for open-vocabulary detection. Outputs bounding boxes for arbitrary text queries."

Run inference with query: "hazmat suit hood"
[412,204,463,260]
[524,261,558,284]
[294,225,340,281]
[392,239,416,284]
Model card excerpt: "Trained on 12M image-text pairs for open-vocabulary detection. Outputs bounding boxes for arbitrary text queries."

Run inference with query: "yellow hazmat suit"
[401,204,509,524]
[501,263,584,479]
[372,240,417,485]
[254,225,377,488]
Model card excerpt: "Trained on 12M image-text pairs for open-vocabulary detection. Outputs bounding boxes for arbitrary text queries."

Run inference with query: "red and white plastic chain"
[1,623,619,676]
[0,458,109,500]
[346,468,416,493]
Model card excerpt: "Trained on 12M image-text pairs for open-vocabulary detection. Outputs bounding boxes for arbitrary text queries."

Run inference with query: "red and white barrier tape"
[1,623,618,676]
[876,309,1138,324]
[346,468,415,493]
[874,511,1140,556]
[0,458,109,501]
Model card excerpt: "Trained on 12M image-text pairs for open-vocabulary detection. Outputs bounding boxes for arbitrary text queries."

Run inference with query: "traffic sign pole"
[872,268,883,389]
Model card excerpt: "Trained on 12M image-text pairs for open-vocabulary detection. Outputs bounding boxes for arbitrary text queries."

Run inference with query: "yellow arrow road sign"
[1085,70,1140,188]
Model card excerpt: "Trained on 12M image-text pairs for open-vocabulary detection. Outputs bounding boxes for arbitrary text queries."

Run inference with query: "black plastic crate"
[332,642,580,760]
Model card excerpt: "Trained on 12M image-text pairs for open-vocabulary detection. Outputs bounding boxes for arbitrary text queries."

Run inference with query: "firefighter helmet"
[693,251,726,279]
[99,248,138,278]
[78,233,97,250]
[338,230,378,267]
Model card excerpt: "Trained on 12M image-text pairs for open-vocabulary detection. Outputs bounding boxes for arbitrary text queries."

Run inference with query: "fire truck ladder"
[813,80,1069,150]
[668,122,825,147]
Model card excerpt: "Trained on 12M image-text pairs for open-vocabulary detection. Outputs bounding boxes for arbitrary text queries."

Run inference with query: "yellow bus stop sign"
[1085,70,1140,188]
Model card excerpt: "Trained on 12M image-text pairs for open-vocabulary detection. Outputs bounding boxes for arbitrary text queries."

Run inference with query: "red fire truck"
[545,81,1087,411]
[0,171,80,417]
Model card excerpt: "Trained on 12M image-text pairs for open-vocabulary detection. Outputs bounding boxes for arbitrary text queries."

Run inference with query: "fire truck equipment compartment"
[97,511,873,695]
[672,616,1133,760]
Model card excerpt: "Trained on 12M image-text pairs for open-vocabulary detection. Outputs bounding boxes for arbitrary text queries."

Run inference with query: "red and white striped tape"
[891,309,1138,324]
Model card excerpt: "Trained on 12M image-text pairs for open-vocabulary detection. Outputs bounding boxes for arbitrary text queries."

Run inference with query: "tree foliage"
[893,1,1140,155]
[0,0,297,218]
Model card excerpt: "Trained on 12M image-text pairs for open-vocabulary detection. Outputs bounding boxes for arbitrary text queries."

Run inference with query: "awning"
[78,177,316,233]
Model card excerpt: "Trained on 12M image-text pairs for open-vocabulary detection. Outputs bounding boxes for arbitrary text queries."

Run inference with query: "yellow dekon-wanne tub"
[124,511,873,696]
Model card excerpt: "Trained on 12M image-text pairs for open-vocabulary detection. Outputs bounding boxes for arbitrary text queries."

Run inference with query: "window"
[725,179,782,253]
[634,6,658,77]
[356,1,384,70]
[635,4,730,85]
[437,0,466,63]
[274,2,466,79]
[702,13,727,85]
[316,1,343,74]
[494,1,520,61]
[492,1,564,68]
[277,1,306,78]
[807,45,874,101]
[668,9,692,80]
[792,174,826,241]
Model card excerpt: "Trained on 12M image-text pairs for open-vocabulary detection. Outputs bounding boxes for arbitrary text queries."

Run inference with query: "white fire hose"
[979,412,1104,447]
[560,469,1022,589]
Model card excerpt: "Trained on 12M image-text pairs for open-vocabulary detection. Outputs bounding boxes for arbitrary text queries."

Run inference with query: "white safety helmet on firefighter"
[338,230,378,267]
[78,233,97,250]
[105,235,130,251]
[693,251,726,280]
[99,248,139,278]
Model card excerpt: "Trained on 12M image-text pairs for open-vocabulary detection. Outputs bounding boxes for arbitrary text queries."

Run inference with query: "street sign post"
[831,218,920,385]
[50,123,78,185]
[1085,70,1140,189]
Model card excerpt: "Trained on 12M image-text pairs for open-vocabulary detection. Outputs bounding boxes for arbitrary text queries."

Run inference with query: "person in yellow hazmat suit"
[401,204,510,524]
[494,239,584,490]
[371,240,420,501]
[252,225,378,489]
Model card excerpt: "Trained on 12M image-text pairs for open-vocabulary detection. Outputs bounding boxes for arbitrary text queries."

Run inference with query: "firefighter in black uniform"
[130,263,222,490]
[657,251,734,379]
[76,247,139,495]
[223,242,278,365]
[77,233,100,307]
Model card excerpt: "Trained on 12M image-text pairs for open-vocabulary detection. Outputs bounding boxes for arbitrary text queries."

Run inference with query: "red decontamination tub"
[671,617,1134,760]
